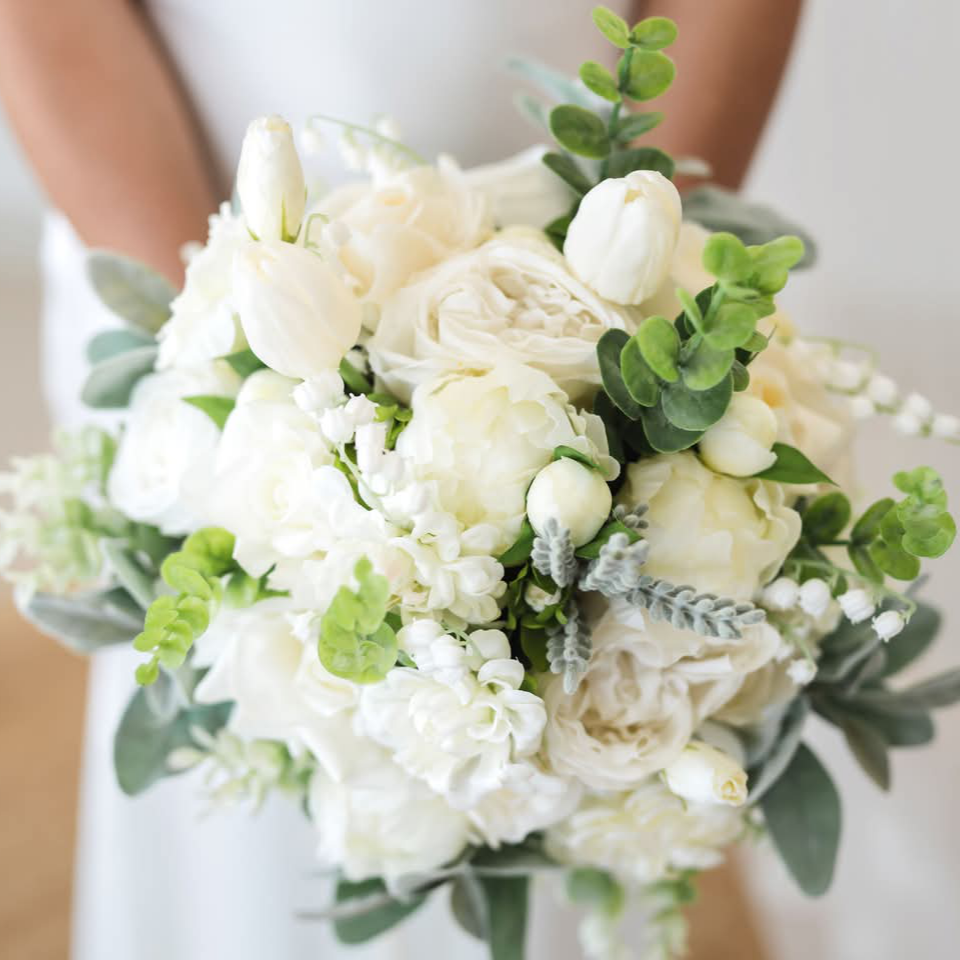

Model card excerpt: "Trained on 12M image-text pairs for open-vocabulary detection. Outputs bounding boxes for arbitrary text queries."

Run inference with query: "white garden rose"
[641,221,714,321]
[233,241,362,381]
[395,364,616,553]
[699,393,779,477]
[618,452,801,600]
[157,203,248,369]
[545,779,744,884]
[563,170,682,305]
[664,741,748,807]
[369,227,634,404]
[526,457,612,547]
[108,362,240,535]
[319,157,492,304]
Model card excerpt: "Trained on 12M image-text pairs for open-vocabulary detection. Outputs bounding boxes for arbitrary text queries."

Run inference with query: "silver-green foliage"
[546,600,592,694]
[531,518,577,588]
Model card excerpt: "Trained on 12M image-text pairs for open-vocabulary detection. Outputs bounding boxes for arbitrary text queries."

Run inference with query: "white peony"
[108,362,240,535]
[319,157,492,305]
[618,452,801,601]
[545,779,744,884]
[526,457,613,547]
[369,227,634,404]
[564,170,682,306]
[664,741,748,807]
[699,394,779,477]
[395,364,616,554]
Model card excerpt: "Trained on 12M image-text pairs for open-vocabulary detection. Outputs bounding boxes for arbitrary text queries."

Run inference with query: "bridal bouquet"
[4,7,959,958]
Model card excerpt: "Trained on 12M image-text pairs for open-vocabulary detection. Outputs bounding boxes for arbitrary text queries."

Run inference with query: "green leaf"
[498,519,535,566]
[620,335,660,407]
[224,347,266,379]
[592,6,631,47]
[553,445,602,471]
[731,360,751,392]
[802,493,852,544]
[541,152,595,196]
[661,375,732,431]
[611,111,663,142]
[579,61,620,102]
[851,498,896,544]
[450,874,489,941]
[847,703,934,747]
[183,394,236,430]
[630,16,678,50]
[754,443,834,485]
[549,105,611,159]
[101,539,157,609]
[507,57,600,111]
[760,743,841,897]
[893,466,948,508]
[836,711,890,790]
[86,328,156,365]
[598,329,644,418]
[605,146,675,180]
[544,211,573,250]
[868,537,921,581]
[566,868,624,913]
[624,49,675,101]
[898,499,956,558]
[636,316,680,382]
[24,588,143,654]
[333,878,427,945]
[747,696,809,803]
[848,544,884,583]
[480,876,529,960]
[702,302,758,350]
[702,233,750,282]
[640,403,703,453]
[900,669,960,710]
[81,345,159,409]
[575,519,642,560]
[680,339,735,392]
[87,251,177,334]
[880,603,940,678]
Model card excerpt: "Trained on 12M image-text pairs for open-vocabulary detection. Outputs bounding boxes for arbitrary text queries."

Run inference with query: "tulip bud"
[873,609,905,641]
[664,741,748,807]
[698,394,779,477]
[526,458,612,547]
[237,116,306,241]
[839,588,875,624]
[798,578,832,618]
[563,170,681,305]
[233,242,362,381]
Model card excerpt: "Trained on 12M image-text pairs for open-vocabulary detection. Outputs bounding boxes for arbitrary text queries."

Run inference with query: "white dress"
[41,3,633,958]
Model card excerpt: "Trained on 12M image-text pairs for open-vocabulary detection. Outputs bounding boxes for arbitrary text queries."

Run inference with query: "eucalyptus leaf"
[868,537,921,581]
[183,394,236,430]
[636,316,680,382]
[480,876,529,960]
[611,111,663,141]
[333,878,427,945]
[86,328,156,365]
[661,375,732,431]
[851,498,895,543]
[630,16,678,50]
[506,57,601,110]
[24,587,143,653]
[101,539,158,609]
[598,329,644,418]
[225,348,266,379]
[450,874,489,941]
[624,49,675,101]
[87,251,177,333]
[680,339,735,391]
[640,403,703,453]
[620,336,660,407]
[542,152,595,196]
[592,6,631,47]
[81,345,158,409]
[755,443,834,485]
[550,105,611,159]
[703,301,757,350]
[579,61,620,102]
[605,146,675,180]
[802,492,852,544]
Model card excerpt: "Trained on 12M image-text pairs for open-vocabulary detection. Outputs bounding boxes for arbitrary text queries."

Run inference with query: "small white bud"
[798,578,832,617]
[893,411,923,436]
[839,588,876,624]
[763,576,800,611]
[526,458,612,547]
[849,395,875,420]
[293,370,345,414]
[829,359,867,391]
[873,609,905,641]
[787,658,817,686]
[664,741,748,807]
[866,373,899,408]
[931,413,960,440]
[698,394,779,477]
[902,392,934,422]
[525,583,562,613]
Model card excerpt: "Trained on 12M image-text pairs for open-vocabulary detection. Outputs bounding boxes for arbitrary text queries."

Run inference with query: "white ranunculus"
[319,157,492,305]
[641,221,715,321]
[699,394,779,477]
[618,452,801,601]
[463,146,576,228]
[369,227,634,404]
[108,362,240,535]
[395,364,616,553]
[233,241,362,381]
[526,457,612,547]
[157,203,248,369]
[664,741,748,807]
[237,115,306,241]
[545,779,744,884]
[563,170,681,306]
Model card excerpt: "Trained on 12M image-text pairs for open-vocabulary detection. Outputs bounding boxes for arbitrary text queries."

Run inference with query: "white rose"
[369,227,634,404]
[618,452,801,601]
[526,457,612,547]
[237,115,306,241]
[157,204,248,369]
[545,779,744,884]
[233,241,362,381]
[319,157,491,304]
[641,221,715,320]
[699,394,779,477]
[108,362,240,535]
[563,170,681,305]
[463,146,576,228]
[664,741,748,807]
[395,364,616,553]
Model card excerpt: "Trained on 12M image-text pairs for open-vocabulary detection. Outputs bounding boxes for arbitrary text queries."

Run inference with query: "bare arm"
[633,0,803,189]
[0,0,218,282]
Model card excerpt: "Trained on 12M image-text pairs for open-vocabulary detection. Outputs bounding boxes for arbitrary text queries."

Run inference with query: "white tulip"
[233,241,362,381]
[839,588,875,624]
[664,741,748,807]
[236,115,306,241]
[873,609,906,641]
[699,394,779,477]
[563,170,681,305]
[526,458,612,547]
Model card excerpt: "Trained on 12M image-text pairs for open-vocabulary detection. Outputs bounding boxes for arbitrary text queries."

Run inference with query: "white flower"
[640,221,714,321]
[545,779,744,884]
[932,413,960,440]
[893,411,924,436]
[787,658,817,685]
[319,157,491,304]
[236,115,306,241]
[108,363,240,535]
[828,359,867,392]
[663,741,748,807]
[369,227,634,405]
[463,146,576,228]
[798,578,832,618]
[762,576,800,611]
[902,392,933,422]
[233,241,362,381]
[618,452,801,601]
[873,609,905,641]
[563,170,681,305]
[866,373,899,409]
[525,583,562,613]
[699,394,779,477]
[157,204,248,369]
[849,395,876,420]
[395,364,615,553]
[839,588,876,624]
[526,458,612,547]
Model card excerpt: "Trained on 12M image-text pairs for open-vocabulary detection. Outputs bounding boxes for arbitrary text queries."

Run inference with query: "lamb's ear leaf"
[87,250,177,333]
[332,878,427,945]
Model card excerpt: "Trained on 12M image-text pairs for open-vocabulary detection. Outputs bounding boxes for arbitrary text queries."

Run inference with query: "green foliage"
[224,348,266,378]
[630,16,678,50]
[183,394,236,430]
[333,878,427,945]
[620,335,659,407]
[549,105,611,158]
[636,315,680,382]
[541,153,594,195]
[478,876,529,960]
[86,250,177,334]
[369,392,413,449]
[81,344,159,409]
[802,492,851,543]
[660,375,733,431]
[605,145,675,180]
[591,6,631,47]
[498,519,536,567]
[611,111,663,141]
[579,61,620,102]
[754,443,835,485]
[24,587,144,654]
[566,867,624,915]
[317,557,398,683]
[746,696,809,803]
[339,355,373,395]
[86,328,156,365]
[552,444,602,472]
[623,48,675,101]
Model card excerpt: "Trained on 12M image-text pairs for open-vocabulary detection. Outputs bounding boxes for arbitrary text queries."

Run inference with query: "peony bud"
[563,170,681,305]
[237,116,306,241]
[839,588,875,624]
[233,242,362,381]
[873,609,905,641]
[762,576,800,611]
[664,741,748,807]
[698,394,779,477]
[798,578,832,617]
[526,458,612,547]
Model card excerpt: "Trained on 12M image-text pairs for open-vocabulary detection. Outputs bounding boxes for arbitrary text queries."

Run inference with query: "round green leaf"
[81,345,159,409]
[661,375,733,431]
[612,111,663,142]
[579,61,620,102]
[869,538,921,581]
[802,492,852,543]
[630,16,678,50]
[851,498,896,544]
[549,105,611,158]
[597,329,643,418]
[703,301,758,350]
[702,232,750,281]
[636,315,680,382]
[605,146,675,180]
[592,6,630,47]
[755,443,835,485]
[624,49,675,101]
[641,403,703,453]
[680,339,734,391]
[620,336,660,407]
[731,360,751,392]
